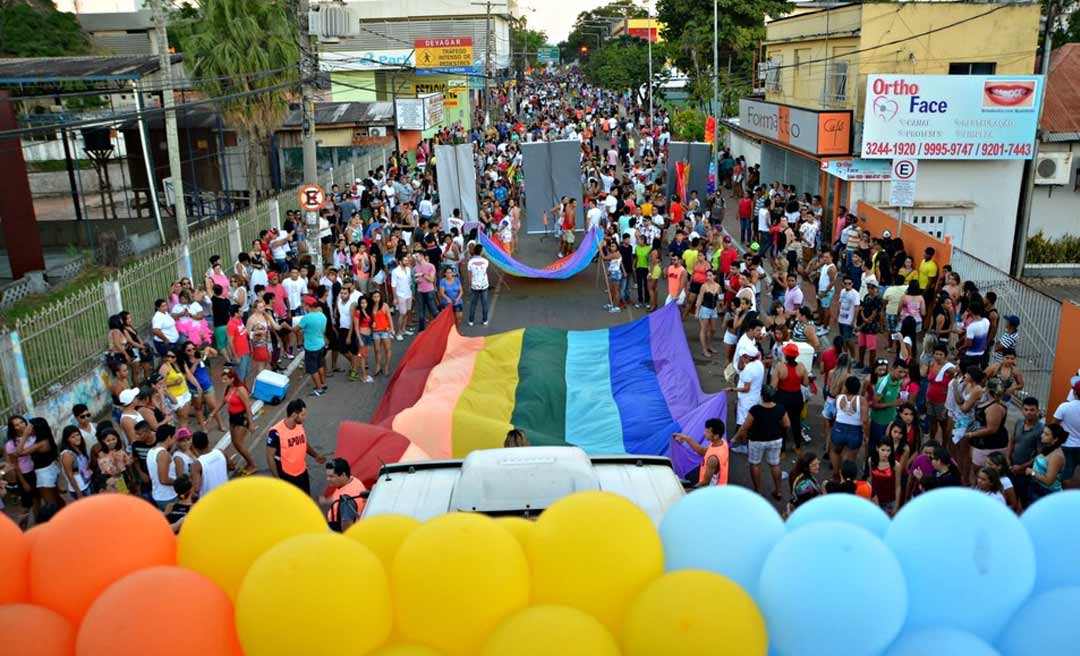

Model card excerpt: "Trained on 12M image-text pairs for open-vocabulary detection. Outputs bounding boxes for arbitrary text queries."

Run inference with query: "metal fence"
[950,247,1061,403]
[0,149,386,419]
[14,283,114,402]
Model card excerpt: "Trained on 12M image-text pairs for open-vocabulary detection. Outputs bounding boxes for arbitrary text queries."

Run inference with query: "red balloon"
[77,566,242,656]
[0,603,75,656]
[30,494,175,624]
[0,513,29,603]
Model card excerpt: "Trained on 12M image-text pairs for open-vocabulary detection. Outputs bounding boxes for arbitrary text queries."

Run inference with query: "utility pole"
[647,10,653,123]
[149,0,188,242]
[485,0,493,126]
[1012,2,1055,275]
[298,0,321,269]
[299,0,318,186]
[713,0,719,132]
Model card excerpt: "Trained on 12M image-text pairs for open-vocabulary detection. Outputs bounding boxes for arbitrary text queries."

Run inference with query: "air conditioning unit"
[1034,152,1073,185]
[368,127,387,137]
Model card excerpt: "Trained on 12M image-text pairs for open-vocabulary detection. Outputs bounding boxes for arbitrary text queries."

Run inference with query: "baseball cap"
[723,235,732,243]
[883,230,892,239]
[268,271,278,280]
[1005,315,1020,327]
[782,343,800,358]
[750,242,760,252]
[304,296,317,306]
[176,427,193,440]
[118,388,139,405]
[866,280,879,288]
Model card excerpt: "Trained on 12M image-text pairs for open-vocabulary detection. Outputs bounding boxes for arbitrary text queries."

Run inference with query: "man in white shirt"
[381,181,396,210]
[193,431,233,495]
[732,352,765,443]
[757,200,771,242]
[151,299,180,356]
[282,267,308,317]
[586,201,603,232]
[734,319,764,370]
[466,243,490,326]
[269,230,292,272]
[390,256,415,340]
[837,276,861,356]
[603,190,617,218]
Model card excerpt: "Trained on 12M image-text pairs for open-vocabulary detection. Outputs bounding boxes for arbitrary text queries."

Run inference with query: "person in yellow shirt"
[918,246,939,293]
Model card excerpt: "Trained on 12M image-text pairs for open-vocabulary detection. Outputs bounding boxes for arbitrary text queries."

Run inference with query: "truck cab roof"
[361,446,686,525]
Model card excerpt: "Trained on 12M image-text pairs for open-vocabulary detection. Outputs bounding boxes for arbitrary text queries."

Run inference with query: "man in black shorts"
[265,399,326,495]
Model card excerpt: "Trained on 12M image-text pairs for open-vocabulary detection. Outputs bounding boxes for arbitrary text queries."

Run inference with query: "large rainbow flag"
[477,227,601,279]
[359,303,727,478]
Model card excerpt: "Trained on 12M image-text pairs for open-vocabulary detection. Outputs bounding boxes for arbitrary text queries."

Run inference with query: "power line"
[0,80,296,139]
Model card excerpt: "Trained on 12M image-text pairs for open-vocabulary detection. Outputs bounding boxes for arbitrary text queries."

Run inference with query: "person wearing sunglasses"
[71,403,98,455]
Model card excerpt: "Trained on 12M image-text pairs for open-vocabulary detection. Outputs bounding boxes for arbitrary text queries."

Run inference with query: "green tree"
[657,0,790,113]
[672,108,706,141]
[511,20,548,71]
[582,36,651,95]
[180,0,299,198]
[0,2,90,58]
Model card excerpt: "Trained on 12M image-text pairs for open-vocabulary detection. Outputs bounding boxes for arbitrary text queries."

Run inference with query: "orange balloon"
[77,566,241,656]
[30,494,176,624]
[0,603,75,656]
[0,512,29,603]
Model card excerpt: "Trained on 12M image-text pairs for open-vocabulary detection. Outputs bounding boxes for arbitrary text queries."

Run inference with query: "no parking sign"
[889,159,917,207]
[298,184,325,212]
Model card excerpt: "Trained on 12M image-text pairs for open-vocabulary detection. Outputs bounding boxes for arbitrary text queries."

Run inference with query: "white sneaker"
[395,334,404,341]
[404,329,416,336]
[468,321,475,326]
[483,320,489,325]
[608,307,621,313]
[364,376,374,383]
[730,444,748,454]
[603,303,613,309]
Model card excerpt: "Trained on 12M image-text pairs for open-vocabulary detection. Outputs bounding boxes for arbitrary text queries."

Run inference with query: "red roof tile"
[1042,44,1080,134]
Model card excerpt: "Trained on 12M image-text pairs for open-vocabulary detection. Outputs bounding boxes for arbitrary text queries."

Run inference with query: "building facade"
[726,1,1042,271]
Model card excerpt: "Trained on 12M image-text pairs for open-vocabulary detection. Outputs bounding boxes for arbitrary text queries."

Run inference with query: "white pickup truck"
[361,446,686,526]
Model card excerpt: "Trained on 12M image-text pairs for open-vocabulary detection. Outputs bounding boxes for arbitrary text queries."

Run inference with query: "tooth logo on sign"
[872,97,899,123]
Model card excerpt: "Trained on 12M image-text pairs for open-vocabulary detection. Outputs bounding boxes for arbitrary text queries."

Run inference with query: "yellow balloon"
[527,491,662,634]
[392,513,530,656]
[236,533,392,656]
[345,514,421,571]
[496,517,533,549]
[369,645,444,656]
[178,477,327,599]
[622,570,767,656]
[482,605,621,656]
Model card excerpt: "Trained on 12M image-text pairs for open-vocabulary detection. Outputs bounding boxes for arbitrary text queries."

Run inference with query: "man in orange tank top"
[674,418,729,486]
[265,399,326,495]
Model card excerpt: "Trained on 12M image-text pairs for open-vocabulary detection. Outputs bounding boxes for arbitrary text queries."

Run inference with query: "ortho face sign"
[738,99,851,157]
[861,74,1044,160]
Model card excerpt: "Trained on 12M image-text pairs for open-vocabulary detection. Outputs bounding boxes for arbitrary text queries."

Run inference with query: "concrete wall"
[1028,141,1080,240]
[28,161,128,197]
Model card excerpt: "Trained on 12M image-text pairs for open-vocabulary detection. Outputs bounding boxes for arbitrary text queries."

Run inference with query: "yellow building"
[726,1,1042,272]
[762,1,1041,119]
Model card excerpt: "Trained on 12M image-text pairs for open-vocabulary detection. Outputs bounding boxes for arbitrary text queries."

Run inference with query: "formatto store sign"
[738,99,852,157]
[861,74,1044,160]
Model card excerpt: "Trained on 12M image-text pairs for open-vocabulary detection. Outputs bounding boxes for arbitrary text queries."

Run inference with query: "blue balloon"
[886,488,1035,640]
[996,587,1080,656]
[884,628,999,656]
[758,521,907,656]
[786,493,892,538]
[1020,490,1080,590]
[659,486,785,593]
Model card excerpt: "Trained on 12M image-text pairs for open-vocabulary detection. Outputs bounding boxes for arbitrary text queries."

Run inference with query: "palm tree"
[179,0,299,201]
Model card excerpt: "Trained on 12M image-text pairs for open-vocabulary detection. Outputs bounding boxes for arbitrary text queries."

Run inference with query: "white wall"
[56,0,143,12]
[1028,141,1080,241]
[727,130,761,169]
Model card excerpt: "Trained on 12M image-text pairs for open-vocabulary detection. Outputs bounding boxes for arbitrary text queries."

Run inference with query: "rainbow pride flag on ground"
[477,227,601,279]
[365,303,727,477]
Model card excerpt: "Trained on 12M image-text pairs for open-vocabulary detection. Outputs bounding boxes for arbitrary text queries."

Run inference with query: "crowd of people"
[3,69,1077,534]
